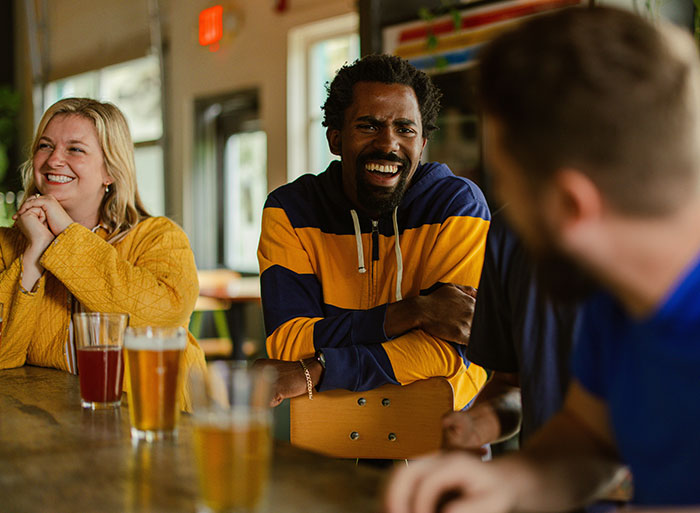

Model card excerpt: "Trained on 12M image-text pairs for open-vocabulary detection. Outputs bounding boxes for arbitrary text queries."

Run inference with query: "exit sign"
[199,5,223,50]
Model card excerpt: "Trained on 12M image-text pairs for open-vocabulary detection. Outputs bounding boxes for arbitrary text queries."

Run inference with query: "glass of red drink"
[73,312,129,409]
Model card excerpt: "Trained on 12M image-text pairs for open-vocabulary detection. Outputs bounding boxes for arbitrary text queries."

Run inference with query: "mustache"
[359,152,408,168]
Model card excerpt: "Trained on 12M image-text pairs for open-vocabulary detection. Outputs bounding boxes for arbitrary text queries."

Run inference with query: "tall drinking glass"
[73,312,128,409]
[124,326,187,442]
[191,362,276,513]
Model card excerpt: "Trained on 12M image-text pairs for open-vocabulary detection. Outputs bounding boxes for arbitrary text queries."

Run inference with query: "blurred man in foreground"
[441,211,631,511]
[386,7,700,511]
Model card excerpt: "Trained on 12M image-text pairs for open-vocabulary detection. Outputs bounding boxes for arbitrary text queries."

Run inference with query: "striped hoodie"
[258,160,490,409]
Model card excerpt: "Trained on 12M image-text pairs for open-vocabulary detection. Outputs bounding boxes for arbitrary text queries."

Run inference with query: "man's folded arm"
[260,264,400,360]
[320,328,486,409]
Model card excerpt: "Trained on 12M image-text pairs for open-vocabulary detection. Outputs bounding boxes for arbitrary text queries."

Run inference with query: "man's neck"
[592,199,700,318]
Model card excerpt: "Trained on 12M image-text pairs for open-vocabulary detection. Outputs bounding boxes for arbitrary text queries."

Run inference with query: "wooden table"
[0,366,386,513]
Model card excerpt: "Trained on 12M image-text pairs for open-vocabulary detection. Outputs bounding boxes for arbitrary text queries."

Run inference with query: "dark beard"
[355,152,411,217]
[533,251,598,305]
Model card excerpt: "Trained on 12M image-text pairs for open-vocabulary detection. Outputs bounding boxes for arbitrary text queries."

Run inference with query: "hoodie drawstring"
[349,208,404,301]
[392,207,403,301]
[350,209,366,274]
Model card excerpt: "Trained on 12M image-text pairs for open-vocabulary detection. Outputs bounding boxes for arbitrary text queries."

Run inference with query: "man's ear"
[327,128,341,156]
[549,168,604,246]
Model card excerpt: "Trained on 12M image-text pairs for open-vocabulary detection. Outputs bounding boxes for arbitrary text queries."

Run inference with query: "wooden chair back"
[290,377,453,459]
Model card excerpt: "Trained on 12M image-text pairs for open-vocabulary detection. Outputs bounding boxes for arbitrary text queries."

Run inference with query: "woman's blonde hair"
[21,98,150,239]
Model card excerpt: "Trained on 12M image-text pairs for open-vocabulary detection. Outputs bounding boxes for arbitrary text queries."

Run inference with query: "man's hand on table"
[385,283,478,345]
[252,357,322,407]
[384,451,518,513]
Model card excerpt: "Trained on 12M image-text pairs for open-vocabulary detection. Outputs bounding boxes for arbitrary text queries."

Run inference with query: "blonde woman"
[0,97,205,410]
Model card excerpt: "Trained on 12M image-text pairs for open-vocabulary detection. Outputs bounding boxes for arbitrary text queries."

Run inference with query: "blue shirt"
[574,252,700,505]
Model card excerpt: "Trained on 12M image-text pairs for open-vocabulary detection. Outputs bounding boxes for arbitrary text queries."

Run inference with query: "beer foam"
[193,408,271,429]
[124,335,186,351]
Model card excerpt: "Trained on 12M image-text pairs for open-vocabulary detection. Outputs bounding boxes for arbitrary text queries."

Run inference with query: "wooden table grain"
[0,366,386,513]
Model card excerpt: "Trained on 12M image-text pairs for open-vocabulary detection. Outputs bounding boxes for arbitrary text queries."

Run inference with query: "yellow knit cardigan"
[0,216,206,411]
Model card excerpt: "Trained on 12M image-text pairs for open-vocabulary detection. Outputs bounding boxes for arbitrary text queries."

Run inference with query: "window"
[40,55,165,216]
[288,13,359,182]
[223,131,267,273]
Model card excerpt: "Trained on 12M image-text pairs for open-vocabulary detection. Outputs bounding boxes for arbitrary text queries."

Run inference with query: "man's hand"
[442,410,491,455]
[443,373,522,452]
[384,451,517,513]
[385,283,477,345]
[416,284,477,345]
[252,358,322,407]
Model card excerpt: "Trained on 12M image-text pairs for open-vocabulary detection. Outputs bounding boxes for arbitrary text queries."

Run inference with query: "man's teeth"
[47,174,73,183]
[366,163,399,174]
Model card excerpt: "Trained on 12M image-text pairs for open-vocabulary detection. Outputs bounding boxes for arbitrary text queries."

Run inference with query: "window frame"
[287,12,359,182]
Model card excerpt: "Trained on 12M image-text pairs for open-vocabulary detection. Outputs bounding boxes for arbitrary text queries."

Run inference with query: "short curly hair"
[322,54,442,138]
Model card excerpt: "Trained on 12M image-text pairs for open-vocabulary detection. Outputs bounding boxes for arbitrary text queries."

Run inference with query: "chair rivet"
[388,433,397,442]
[382,398,390,406]
[357,398,366,406]
[350,431,360,440]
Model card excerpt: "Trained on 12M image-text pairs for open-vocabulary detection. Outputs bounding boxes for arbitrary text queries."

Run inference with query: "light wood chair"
[290,377,453,460]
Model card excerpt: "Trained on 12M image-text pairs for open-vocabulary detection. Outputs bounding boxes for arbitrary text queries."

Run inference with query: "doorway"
[193,90,267,271]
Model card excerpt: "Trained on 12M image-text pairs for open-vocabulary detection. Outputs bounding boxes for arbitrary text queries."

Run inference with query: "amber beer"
[193,411,272,513]
[192,363,276,513]
[124,327,186,441]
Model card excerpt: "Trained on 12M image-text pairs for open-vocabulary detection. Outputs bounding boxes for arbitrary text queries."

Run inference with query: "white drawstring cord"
[350,209,366,274]
[392,207,403,301]
[351,208,403,298]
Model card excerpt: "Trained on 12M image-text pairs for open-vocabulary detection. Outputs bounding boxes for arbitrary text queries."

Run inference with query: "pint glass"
[74,312,128,409]
[124,326,187,441]
[192,362,275,513]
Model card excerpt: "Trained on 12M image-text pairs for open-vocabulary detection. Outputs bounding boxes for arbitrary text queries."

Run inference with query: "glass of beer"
[191,362,276,513]
[124,326,187,442]
[73,312,129,409]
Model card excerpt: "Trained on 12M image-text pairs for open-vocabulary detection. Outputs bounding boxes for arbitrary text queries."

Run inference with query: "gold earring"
[105,184,110,193]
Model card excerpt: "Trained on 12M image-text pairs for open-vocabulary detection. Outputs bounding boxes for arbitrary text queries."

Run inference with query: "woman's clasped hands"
[13,193,75,290]
[14,193,74,250]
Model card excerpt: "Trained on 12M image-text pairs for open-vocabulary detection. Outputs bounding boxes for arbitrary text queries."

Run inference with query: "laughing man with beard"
[255,54,491,410]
